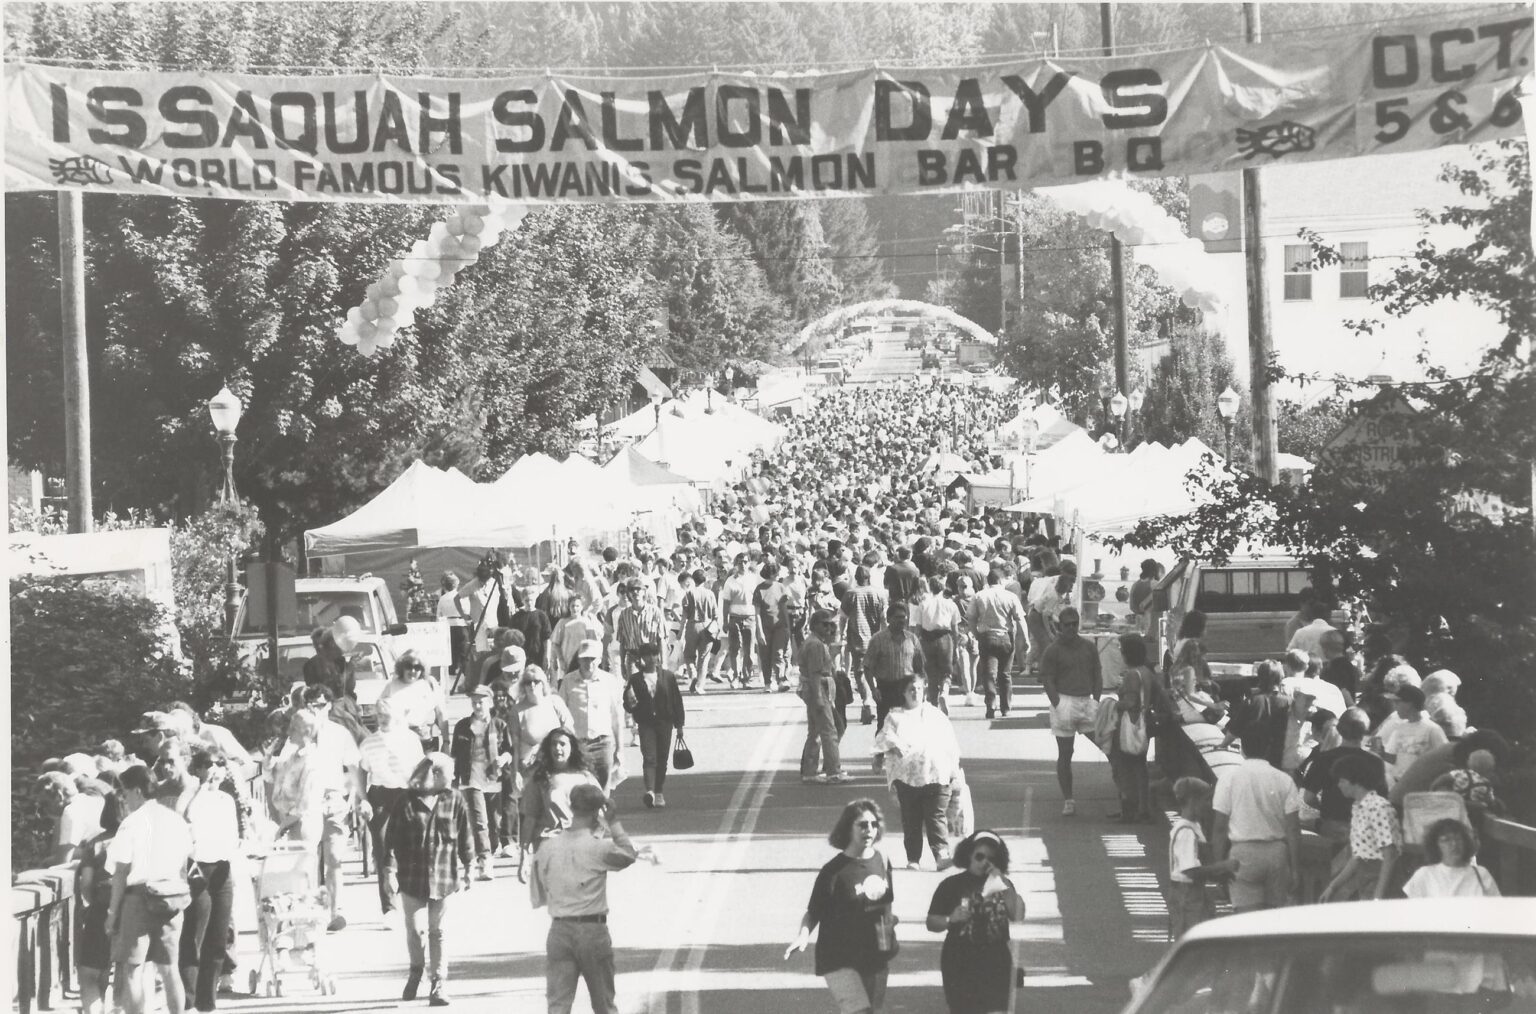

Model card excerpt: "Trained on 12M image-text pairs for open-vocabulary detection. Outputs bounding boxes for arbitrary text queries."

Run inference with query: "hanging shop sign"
[5,11,1530,204]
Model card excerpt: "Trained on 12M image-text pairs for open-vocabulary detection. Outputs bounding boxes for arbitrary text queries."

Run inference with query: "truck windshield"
[238,590,375,637]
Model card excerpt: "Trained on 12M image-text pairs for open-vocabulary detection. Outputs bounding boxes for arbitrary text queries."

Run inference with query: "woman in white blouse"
[875,676,962,871]
[179,748,241,1011]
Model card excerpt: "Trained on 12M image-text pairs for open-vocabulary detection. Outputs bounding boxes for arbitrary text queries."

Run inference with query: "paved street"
[226,680,1170,1014]
[846,330,933,384]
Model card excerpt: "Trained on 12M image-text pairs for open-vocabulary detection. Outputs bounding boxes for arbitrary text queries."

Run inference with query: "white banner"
[5,10,1530,204]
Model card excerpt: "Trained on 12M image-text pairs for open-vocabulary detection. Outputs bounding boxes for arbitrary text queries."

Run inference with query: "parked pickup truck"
[1160,554,1349,675]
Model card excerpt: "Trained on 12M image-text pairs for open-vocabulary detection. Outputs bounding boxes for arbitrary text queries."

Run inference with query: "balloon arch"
[786,299,997,356]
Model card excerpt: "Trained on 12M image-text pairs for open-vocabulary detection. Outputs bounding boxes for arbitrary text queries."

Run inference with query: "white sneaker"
[905,861,922,871]
[1062,799,1076,817]
[653,792,667,808]
[826,772,852,783]
[964,693,978,707]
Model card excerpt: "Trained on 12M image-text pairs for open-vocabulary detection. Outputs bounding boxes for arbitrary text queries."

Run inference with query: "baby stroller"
[248,841,337,997]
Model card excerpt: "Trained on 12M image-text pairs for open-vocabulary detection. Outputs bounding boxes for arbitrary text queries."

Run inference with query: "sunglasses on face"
[854,819,881,828]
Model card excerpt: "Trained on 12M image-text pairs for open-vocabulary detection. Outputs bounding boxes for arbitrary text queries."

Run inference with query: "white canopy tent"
[304,460,488,555]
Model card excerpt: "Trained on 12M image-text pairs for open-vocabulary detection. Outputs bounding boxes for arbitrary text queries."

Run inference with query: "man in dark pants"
[966,569,1027,719]
[863,602,924,772]
[358,700,424,917]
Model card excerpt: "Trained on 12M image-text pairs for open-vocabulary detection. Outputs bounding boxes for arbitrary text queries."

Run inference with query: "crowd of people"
[31,375,1522,1014]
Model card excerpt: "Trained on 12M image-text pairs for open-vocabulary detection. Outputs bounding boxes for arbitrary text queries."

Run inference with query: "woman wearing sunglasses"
[785,799,898,1014]
[380,651,449,753]
[926,830,1025,1014]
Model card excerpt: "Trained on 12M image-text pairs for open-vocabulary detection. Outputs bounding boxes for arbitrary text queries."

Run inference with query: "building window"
[1340,241,1369,298]
[1283,244,1312,301]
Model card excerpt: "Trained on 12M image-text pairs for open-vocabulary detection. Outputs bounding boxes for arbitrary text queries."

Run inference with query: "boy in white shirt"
[1168,777,1238,940]
[107,764,194,1014]
[1373,684,1447,784]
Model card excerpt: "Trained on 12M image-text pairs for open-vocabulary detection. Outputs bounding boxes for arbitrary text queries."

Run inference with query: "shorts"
[112,889,182,965]
[1228,840,1291,910]
[1050,694,1099,737]
[824,966,888,1014]
[321,794,349,865]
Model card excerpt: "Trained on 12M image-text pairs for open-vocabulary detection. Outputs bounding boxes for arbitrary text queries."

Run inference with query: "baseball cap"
[500,645,528,672]
[469,685,494,700]
[576,639,603,660]
[1388,684,1426,708]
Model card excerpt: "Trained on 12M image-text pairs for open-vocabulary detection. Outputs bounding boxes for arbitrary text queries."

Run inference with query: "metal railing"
[12,762,267,1013]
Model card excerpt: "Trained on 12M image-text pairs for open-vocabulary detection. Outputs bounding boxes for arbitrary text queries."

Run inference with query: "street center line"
[677,710,800,1014]
[644,701,795,1014]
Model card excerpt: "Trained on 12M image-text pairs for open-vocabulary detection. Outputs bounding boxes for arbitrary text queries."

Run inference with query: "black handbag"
[672,733,695,770]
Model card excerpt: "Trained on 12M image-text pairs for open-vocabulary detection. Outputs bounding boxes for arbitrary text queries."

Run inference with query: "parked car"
[815,356,847,385]
[1123,898,1536,1014]
[905,331,925,350]
[921,347,942,369]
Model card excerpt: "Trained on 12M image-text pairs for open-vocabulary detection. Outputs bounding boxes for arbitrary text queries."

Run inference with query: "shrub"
[10,575,194,870]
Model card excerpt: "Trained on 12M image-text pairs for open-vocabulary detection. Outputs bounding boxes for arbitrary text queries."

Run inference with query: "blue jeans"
[800,677,842,777]
[547,920,617,1014]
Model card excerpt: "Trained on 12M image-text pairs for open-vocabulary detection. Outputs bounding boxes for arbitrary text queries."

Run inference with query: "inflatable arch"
[787,299,998,355]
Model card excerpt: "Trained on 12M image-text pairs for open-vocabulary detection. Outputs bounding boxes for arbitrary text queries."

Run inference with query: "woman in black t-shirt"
[926,830,1025,1014]
[786,799,897,1014]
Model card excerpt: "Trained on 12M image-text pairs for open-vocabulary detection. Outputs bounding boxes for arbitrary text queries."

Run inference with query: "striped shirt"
[359,728,425,790]
[616,603,665,651]
[864,627,924,686]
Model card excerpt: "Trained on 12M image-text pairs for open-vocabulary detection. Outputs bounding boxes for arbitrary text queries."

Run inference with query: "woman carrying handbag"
[623,645,686,810]
[1108,634,1157,824]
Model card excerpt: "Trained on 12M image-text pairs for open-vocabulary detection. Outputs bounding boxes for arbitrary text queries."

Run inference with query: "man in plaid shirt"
[381,754,473,1007]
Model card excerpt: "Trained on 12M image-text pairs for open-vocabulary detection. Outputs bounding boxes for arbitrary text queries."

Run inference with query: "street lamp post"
[207,386,244,635]
[1097,380,1115,436]
[650,392,669,470]
[1217,386,1241,465]
[1128,388,1145,447]
[1109,391,1129,450]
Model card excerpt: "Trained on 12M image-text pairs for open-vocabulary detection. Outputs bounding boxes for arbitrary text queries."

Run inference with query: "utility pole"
[1243,2,1279,482]
[1101,2,1131,400]
[58,190,93,533]
[997,190,1008,338]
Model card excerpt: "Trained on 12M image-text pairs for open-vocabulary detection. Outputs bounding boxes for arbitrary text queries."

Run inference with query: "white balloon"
[429,221,452,246]
[1198,294,1222,314]
[387,260,411,279]
[394,273,420,298]
[415,258,442,281]
[357,334,378,357]
[375,327,398,350]
[445,215,467,237]
[1181,288,1202,308]
[357,320,380,343]
[380,275,403,298]
[459,212,485,235]
[345,305,366,326]
[360,297,380,321]
[337,322,360,346]
[378,296,400,318]
[458,234,483,256]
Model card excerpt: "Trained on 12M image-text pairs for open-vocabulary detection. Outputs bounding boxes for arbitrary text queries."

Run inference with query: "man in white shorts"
[1039,607,1102,816]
